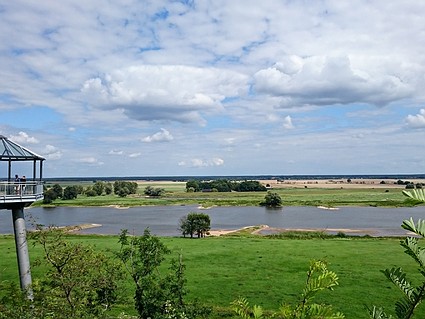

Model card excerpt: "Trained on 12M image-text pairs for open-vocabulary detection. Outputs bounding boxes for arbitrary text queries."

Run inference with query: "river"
[0,205,424,236]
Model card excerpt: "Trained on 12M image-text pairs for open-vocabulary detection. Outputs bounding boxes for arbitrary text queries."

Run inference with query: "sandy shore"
[208,224,416,237]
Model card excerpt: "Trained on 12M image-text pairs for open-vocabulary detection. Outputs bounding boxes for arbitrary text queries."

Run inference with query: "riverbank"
[38,178,425,209]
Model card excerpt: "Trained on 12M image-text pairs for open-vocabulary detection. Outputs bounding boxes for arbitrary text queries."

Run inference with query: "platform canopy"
[0,135,45,181]
[0,135,45,161]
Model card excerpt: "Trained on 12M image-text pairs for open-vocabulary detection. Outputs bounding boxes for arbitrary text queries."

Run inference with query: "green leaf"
[383,267,415,300]
[367,305,392,319]
[401,218,425,237]
[402,189,425,202]
[400,237,425,269]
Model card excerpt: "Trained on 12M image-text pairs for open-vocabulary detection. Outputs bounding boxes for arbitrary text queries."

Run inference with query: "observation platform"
[0,181,44,209]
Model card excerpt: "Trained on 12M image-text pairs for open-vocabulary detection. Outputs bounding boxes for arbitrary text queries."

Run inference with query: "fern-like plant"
[232,260,344,319]
[369,218,425,319]
[402,189,425,203]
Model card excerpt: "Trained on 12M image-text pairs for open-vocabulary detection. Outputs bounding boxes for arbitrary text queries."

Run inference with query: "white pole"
[12,206,33,300]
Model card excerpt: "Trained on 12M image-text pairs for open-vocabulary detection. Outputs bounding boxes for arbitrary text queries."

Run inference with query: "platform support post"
[12,205,33,300]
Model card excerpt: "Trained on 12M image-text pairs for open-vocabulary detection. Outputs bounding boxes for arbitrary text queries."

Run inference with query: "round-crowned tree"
[261,191,282,207]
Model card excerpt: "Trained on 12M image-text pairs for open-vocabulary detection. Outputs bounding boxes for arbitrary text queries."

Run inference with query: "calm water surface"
[0,205,424,236]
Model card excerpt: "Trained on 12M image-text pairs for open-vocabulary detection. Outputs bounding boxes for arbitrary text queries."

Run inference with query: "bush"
[144,186,165,197]
[261,191,283,207]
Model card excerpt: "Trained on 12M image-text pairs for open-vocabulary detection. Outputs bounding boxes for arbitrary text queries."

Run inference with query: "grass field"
[38,180,418,208]
[18,181,425,317]
[1,233,424,318]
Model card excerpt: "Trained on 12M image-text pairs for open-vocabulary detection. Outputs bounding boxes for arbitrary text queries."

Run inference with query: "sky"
[1,0,425,178]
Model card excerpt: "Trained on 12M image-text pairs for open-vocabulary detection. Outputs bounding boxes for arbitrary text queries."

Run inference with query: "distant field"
[38,179,418,207]
[1,233,423,318]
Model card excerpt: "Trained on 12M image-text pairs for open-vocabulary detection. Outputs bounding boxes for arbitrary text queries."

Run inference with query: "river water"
[0,205,424,236]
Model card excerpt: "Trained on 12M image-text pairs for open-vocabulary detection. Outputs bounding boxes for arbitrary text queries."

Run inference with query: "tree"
[43,188,57,204]
[62,185,78,200]
[186,180,201,192]
[261,191,282,207]
[369,218,425,319]
[84,186,97,197]
[92,181,105,196]
[117,228,189,319]
[104,182,113,195]
[51,183,63,199]
[232,260,344,319]
[113,181,138,197]
[179,213,211,238]
[24,227,123,318]
[144,185,165,197]
[234,181,267,192]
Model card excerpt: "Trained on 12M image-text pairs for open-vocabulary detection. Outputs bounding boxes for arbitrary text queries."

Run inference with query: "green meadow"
[38,180,415,207]
[1,232,424,318]
[5,181,425,317]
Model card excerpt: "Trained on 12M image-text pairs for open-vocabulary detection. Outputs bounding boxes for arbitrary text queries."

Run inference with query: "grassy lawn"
[1,234,424,318]
[37,180,415,207]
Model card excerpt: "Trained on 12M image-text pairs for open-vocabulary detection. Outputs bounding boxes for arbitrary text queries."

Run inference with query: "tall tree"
[179,213,211,238]
[117,228,189,319]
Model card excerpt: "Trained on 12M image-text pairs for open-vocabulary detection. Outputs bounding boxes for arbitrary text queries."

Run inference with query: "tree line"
[185,179,267,192]
[43,181,139,203]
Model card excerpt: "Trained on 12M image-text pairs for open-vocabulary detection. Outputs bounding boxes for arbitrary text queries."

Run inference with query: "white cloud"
[109,150,123,155]
[283,115,294,129]
[82,65,248,125]
[9,131,39,144]
[2,1,425,176]
[41,144,62,160]
[406,109,425,128]
[142,128,174,143]
[179,157,224,168]
[129,152,141,158]
[75,157,104,166]
[254,55,414,108]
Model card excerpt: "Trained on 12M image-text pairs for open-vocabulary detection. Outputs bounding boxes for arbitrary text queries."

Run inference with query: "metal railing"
[0,181,44,204]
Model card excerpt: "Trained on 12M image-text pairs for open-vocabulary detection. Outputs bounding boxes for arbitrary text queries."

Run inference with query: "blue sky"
[1,0,424,177]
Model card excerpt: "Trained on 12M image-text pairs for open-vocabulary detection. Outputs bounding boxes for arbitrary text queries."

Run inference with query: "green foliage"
[232,260,344,319]
[144,185,165,197]
[186,180,201,192]
[261,191,283,207]
[266,230,349,240]
[233,181,267,192]
[85,186,97,197]
[0,280,38,319]
[185,179,267,192]
[93,181,105,196]
[114,181,138,197]
[32,227,123,318]
[52,183,64,198]
[104,182,113,195]
[0,228,124,318]
[117,228,187,319]
[63,185,79,200]
[179,212,211,238]
[43,188,57,204]
[402,189,425,203]
[369,218,425,319]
